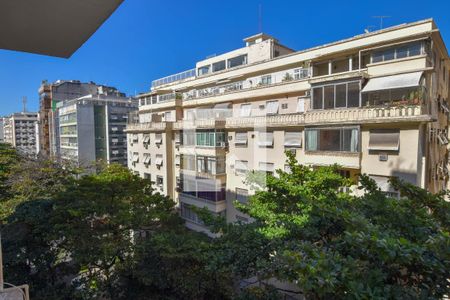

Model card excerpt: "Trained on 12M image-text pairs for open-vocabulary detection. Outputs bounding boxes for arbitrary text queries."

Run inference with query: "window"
[369,175,399,198]
[181,203,203,224]
[182,131,195,146]
[155,154,163,167]
[143,153,151,165]
[155,133,162,145]
[260,75,272,86]
[313,87,323,109]
[294,68,309,80]
[132,152,139,163]
[228,55,247,68]
[368,130,400,151]
[258,132,274,147]
[240,103,252,117]
[181,155,196,171]
[196,130,226,147]
[174,132,181,144]
[236,188,249,204]
[371,42,423,63]
[312,81,360,109]
[235,160,248,175]
[198,65,210,76]
[212,60,226,72]
[156,176,164,186]
[284,132,302,148]
[143,134,150,145]
[131,134,139,143]
[235,132,248,146]
[144,173,151,180]
[164,111,173,122]
[305,127,359,152]
[266,101,279,115]
[297,97,305,113]
[259,162,275,174]
[175,155,181,166]
[281,103,288,109]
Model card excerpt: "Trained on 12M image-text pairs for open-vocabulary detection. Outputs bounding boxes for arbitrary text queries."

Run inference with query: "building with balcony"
[38,80,127,158]
[3,112,39,156]
[127,19,450,235]
[57,94,137,168]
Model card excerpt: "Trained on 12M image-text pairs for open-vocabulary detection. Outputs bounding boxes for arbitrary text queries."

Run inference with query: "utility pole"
[372,16,391,29]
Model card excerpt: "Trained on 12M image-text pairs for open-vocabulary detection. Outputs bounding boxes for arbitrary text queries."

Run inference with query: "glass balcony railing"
[151,69,196,88]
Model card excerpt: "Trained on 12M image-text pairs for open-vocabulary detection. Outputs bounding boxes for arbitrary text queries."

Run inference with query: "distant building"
[0,117,4,143]
[3,112,38,156]
[57,94,137,167]
[38,80,126,158]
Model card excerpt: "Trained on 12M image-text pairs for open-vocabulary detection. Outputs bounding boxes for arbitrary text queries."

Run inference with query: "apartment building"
[3,112,39,156]
[57,94,137,168]
[127,19,450,234]
[38,80,126,158]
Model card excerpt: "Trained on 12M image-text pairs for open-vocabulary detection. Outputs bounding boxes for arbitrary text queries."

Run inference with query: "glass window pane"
[319,129,341,151]
[372,51,383,63]
[396,46,408,59]
[384,48,395,61]
[335,84,347,107]
[347,82,360,107]
[408,43,421,56]
[324,86,335,109]
[313,87,323,109]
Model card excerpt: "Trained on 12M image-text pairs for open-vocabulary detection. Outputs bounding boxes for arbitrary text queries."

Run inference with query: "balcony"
[225,105,431,129]
[151,69,196,89]
[182,67,310,102]
[125,122,169,132]
[174,119,226,130]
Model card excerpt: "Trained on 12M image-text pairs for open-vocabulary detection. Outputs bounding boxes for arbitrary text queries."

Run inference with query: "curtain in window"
[306,130,318,151]
[350,128,359,152]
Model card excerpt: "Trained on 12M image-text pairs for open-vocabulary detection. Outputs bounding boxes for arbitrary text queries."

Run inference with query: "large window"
[228,55,247,68]
[371,42,423,64]
[312,81,360,109]
[212,60,226,72]
[305,127,359,152]
[196,130,226,147]
[362,87,425,107]
[180,175,225,202]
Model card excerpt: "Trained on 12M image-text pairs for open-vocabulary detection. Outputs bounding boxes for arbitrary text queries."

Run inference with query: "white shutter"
[297,98,305,113]
[234,132,248,145]
[155,133,162,144]
[266,101,279,115]
[284,132,302,147]
[259,162,274,172]
[143,153,151,164]
[155,155,163,166]
[143,135,150,144]
[368,130,400,151]
[258,132,274,147]
[240,104,252,117]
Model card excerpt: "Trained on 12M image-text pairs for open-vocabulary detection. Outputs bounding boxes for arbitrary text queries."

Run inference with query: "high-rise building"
[57,94,137,168]
[0,117,4,143]
[127,19,450,234]
[3,112,39,156]
[38,80,126,158]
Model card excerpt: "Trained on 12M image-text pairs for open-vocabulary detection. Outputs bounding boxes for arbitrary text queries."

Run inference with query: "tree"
[0,143,21,206]
[50,164,182,299]
[209,152,450,299]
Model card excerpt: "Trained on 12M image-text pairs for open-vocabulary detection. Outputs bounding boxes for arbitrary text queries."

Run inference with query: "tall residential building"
[57,94,137,167]
[38,80,126,158]
[3,112,39,156]
[127,19,450,234]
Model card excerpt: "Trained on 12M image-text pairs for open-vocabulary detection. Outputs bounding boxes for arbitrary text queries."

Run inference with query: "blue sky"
[0,0,449,116]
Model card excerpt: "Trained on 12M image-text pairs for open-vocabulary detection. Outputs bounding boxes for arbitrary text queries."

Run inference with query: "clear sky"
[0,0,449,116]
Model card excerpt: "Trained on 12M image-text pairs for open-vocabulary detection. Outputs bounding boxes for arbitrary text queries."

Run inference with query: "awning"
[132,153,139,163]
[155,156,163,166]
[143,154,151,164]
[368,130,400,151]
[361,72,423,93]
[143,135,150,144]
[235,132,248,145]
[284,132,302,147]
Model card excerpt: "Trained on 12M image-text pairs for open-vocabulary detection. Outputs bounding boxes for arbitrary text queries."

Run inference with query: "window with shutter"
[284,132,302,148]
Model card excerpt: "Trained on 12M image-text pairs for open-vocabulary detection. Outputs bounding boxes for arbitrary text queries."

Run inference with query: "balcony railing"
[139,92,182,106]
[182,67,310,101]
[125,122,168,132]
[151,69,196,88]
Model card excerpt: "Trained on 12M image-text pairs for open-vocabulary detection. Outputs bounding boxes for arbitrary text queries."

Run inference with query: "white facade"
[3,112,39,156]
[127,19,450,233]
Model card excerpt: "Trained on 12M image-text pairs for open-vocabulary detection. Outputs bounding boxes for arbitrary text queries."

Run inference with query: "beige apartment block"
[126,19,450,234]
[3,112,39,156]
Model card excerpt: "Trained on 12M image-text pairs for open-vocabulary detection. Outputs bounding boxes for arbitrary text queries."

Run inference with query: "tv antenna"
[22,96,27,112]
[258,4,263,32]
[372,16,391,29]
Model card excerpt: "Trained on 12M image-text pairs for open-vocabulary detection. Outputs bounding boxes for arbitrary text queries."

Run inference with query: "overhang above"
[0,0,123,58]
[361,72,424,93]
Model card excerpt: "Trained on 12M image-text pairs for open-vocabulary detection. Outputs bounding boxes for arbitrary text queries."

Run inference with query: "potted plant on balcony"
[282,72,293,82]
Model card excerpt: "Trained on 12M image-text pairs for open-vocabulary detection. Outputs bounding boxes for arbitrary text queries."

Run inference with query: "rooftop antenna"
[372,16,391,29]
[22,96,27,113]
[258,3,263,33]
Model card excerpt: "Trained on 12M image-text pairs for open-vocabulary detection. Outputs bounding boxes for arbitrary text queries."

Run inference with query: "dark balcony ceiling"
[0,0,123,58]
